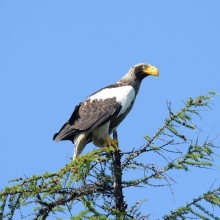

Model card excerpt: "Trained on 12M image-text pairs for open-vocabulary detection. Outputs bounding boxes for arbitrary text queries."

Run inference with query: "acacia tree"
[0,92,220,220]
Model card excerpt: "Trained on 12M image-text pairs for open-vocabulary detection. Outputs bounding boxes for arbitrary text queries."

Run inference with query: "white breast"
[88,86,135,117]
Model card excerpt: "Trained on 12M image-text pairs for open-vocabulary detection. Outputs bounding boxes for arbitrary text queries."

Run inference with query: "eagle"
[53,63,159,159]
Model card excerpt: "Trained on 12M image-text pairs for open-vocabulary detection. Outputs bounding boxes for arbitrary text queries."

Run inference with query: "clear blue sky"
[1,1,220,219]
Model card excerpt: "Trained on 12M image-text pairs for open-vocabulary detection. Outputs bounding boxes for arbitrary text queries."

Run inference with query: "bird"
[53,63,159,159]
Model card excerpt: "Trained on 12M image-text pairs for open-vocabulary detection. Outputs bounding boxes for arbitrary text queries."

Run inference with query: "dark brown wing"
[53,97,122,142]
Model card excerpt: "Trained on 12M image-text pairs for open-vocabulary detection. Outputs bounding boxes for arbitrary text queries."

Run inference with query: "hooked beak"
[143,66,159,78]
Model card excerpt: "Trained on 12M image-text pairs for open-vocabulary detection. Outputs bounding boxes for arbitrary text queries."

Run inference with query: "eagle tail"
[53,123,78,142]
[53,132,60,142]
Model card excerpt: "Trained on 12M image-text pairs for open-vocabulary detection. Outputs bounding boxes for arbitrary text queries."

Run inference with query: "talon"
[103,135,120,151]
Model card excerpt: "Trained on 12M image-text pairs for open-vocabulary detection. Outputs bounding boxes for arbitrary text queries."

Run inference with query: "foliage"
[0,91,219,220]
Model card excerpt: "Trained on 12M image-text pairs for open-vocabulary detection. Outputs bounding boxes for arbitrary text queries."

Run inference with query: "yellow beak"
[143,66,159,78]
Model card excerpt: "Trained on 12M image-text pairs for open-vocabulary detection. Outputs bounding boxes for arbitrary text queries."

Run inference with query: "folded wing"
[53,97,122,142]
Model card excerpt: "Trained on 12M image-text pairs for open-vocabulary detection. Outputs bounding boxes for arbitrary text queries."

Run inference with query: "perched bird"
[53,63,159,159]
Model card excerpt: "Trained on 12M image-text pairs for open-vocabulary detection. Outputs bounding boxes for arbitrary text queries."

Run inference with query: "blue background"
[1,1,220,219]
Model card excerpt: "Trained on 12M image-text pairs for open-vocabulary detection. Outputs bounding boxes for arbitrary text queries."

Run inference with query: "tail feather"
[53,132,59,141]
[53,125,78,142]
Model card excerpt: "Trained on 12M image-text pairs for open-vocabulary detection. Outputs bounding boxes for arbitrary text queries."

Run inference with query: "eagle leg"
[103,135,119,151]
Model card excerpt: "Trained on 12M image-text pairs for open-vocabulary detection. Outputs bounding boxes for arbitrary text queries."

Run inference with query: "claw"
[103,135,119,151]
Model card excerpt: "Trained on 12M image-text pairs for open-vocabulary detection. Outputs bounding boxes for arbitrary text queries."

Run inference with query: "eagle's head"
[120,63,159,87]
[131,63,159,80]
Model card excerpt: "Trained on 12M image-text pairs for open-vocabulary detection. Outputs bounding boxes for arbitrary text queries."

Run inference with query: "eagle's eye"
[142,65,147,70]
